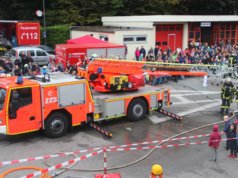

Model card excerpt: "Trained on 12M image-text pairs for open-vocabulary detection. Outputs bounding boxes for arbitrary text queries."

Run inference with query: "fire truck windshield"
[0,88,6,110]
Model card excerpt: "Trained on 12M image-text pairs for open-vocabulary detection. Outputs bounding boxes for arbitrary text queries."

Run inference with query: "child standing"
[208,125,221,162]
[227,123,237,158]
[223,115,231,150]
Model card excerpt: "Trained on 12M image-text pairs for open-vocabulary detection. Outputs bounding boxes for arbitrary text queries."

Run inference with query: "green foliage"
[0,0,41,21]
[0,0,238,27]
[0,0,237,48]
[40,25,70,48]
[2,0,238,49]
[117,0,180,15]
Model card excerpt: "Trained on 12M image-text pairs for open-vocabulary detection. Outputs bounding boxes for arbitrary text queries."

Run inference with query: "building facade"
[71,15,238,60]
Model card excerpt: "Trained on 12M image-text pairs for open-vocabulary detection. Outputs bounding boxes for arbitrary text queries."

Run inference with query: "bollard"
[104,147,107,175]
[95,147,121,178]
[150,164,163,178]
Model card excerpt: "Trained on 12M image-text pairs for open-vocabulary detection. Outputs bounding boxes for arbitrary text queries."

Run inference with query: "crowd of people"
[135,41,238,66]
[0,51,80,78]
[0,52,41,77]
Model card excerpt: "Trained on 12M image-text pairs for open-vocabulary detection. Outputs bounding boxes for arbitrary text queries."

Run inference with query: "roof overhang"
[102,15,238,23]
[0,20,18,23]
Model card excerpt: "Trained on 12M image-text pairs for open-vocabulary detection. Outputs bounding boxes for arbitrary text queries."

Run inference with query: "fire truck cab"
[0,74,170,138]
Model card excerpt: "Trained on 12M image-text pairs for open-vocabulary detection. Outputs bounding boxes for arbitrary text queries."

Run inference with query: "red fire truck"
[0,74,170,138]
[0,20,40,47]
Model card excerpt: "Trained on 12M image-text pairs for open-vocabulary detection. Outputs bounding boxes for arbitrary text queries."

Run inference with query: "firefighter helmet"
[151,164,163,175]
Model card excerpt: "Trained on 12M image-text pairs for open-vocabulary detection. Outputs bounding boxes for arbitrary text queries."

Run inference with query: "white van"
[10,47,55,66]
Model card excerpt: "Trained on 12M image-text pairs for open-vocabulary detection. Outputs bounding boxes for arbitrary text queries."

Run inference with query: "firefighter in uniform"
[228,53,236,67]
[233,86,238,110]
[150,164,163,178]
[221,78,234,114]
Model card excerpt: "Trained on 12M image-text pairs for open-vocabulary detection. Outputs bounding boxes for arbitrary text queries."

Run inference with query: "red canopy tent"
[67,35,108,44]
[56,35,126,66]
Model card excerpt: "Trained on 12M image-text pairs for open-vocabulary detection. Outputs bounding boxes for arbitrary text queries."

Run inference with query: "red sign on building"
[16,22,40,46]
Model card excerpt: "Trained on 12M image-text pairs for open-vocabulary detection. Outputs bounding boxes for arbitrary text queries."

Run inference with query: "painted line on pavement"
[150,101,221,124]
[172,99,220,105]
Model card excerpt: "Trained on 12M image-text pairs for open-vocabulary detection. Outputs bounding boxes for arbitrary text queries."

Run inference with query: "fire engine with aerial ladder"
[0,59,207,138]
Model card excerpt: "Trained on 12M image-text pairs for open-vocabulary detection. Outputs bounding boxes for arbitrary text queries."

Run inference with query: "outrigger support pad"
[157,108,182,120]
[89,122,112,138]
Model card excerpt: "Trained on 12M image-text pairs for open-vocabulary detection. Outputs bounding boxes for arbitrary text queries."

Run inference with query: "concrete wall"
[70,30,115,42]
[114,29,154,60]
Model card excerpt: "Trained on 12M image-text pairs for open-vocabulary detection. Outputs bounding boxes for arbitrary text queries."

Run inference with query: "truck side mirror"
[9,91,20,119]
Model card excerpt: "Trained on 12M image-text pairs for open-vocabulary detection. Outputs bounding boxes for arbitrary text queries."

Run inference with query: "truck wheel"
[127,98,147,121]
[44,112,69,138]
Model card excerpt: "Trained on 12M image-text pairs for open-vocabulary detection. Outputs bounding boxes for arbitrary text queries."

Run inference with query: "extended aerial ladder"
[144,61,238,86]
[78,59,208,92]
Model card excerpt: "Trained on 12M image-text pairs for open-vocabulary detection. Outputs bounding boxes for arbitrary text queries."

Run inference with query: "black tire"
[127,98,147,122]
[44,112,69,138]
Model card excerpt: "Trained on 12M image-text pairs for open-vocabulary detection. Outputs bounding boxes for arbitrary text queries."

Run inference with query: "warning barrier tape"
[0,132,212,167]
[20,150,103,178]
[108,133,211,149]
[0,149,96,167]
[106,137,236,152]
[21,137,236,178]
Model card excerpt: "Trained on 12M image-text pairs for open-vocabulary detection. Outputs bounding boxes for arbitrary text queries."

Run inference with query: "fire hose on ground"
[40,112,237,177]
[0,112,235,177]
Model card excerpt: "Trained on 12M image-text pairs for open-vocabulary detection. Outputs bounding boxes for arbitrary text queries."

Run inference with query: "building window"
[136,36,147,42]
[123,36,134,42]
[99,34,108,41]
[188,23,201,44]
[123,35,147,43]
[162,27,168,31]
[156,42,161,46]
[162,41,168,45]
[213,23,237,45]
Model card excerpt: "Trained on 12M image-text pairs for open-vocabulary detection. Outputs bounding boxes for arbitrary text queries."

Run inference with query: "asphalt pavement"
[0,76,238,178]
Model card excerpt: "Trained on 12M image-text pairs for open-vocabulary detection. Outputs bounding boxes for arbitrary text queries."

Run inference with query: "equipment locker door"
[7,86,39,134]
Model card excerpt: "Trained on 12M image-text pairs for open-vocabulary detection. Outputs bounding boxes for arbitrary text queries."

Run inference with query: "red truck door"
[7,86,41,135]
[16,22,40,46]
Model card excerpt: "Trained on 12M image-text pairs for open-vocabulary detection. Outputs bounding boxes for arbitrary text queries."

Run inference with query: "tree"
[46,0,81,26]
[117,0,180,15]
[0,0,41,21]
[0,0,238,26]
[76,0,123,25]
[176,0,238,15]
